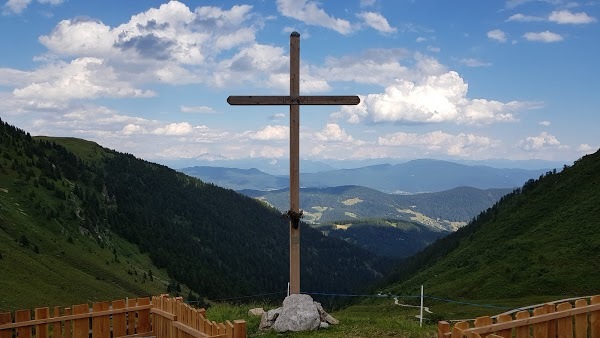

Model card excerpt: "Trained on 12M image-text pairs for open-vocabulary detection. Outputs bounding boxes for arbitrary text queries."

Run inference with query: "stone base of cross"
[227,32,359,294]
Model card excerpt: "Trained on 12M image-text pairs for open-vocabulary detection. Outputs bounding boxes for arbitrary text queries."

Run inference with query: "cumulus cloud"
[315,50,444,87]
[378,131,497,157]
[276,0,353,35]
[11,58,155,101]
[459,58,492,67]
[549,10,596,24]
[249,125,288,140]
[357,12,397,33]
[180,105,216,113]
[360,0,376,7]
[539,120,551,126]
[335,71,536,125]
[519,132,564,151]
[578,144,593,152]
[40,2,256,62]
[315,123,354,142]
[269,113,286,120]
[507,13,544,22]
[523,31,563,42]
[487,29,508,43]
[3,0,63,14]
[4,0,31,13]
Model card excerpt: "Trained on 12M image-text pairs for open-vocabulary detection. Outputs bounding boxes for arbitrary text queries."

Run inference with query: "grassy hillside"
[383,149,600,300]
[0,119,388,309]
[0,132,171,310]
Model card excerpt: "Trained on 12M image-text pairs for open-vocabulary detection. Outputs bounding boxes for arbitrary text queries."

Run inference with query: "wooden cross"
[227,32,360,295]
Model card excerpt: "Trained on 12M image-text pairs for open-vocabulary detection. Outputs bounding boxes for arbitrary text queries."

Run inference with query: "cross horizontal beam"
[227,95,360,106]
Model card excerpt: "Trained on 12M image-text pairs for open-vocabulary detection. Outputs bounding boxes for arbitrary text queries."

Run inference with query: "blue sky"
[0,0,598,170]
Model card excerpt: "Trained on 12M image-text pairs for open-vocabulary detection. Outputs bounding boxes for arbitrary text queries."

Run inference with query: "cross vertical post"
[226,32,360,295]
[289,32,300,295]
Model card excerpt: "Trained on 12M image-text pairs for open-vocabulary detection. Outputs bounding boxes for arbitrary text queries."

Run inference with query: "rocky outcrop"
[259,294,339,332]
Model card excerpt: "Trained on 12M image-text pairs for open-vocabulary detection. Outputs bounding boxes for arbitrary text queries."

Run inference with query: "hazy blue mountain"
[181,159,549,193]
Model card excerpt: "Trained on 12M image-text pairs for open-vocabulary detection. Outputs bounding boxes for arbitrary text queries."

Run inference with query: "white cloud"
[427,46,441,53]
[315,50,444,87]
[378,131,497,157]
[335,71,535,125]
[269,113,286,120]
[153,122,194,136]
[4,0,31,13]
[507,13,544,22]
[249,125,288,140]
[357,12,397,33]
[487,29,507,43]
[539,120,551,126]
[577,144,593,152]
[549,10,597,24]
[3,0,61,14]
[523,31,563,42]
[180,105,217,114]
[276,0,353,35]
[315,123,354,142]
[360,0,376,7]
[38,2,257,65]
[460,58,492,67]
[416,37,427,43]
[11,58,155,101]
[519,131,564,151]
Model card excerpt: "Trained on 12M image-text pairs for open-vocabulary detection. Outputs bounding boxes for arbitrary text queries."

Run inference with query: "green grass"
[205,299,437,338]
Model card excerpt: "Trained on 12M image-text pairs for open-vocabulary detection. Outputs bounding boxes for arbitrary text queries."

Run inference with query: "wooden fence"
[438,295,600,338]
[0,295,246,338]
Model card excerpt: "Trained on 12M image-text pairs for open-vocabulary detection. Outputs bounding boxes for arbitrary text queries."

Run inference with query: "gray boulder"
[272,294,320,332]
[248,307,264,317]
[259,307,281,330]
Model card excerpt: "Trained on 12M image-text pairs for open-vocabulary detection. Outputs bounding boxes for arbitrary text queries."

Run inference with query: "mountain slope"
[316,219,449,258]
[0,119,387,309]
[242,185,512,230]
[383,150,600,299]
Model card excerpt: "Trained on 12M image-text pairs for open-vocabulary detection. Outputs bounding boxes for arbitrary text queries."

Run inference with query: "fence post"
[556,302,573,338]
[451,321,469,338]
[64,308,72,338]
[92,302,110,338]
[52,307,63,338]
[545,303,557,338]
[420,285,424,327]
[16,309,32,338]
[514,311,530,338]
[72,304,89,338]
[35,307,50,338]
[233,320,246,338]
[112,300,127,337]
[438,321,450,338]
[0,312,12,338]
[574,299,588,338]
[496,314,512,338]
[591,296,600,338]
[533,307,548,338]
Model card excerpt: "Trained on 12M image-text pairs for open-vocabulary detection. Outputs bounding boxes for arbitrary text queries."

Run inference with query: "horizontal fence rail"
[0,295,246,338]
[439,295,600,338]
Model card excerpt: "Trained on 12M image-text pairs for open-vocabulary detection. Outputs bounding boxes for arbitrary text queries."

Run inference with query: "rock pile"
[252,294,339,332]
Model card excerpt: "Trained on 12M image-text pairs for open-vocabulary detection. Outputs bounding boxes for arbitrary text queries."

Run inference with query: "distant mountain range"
[180,160,552,193]
[241,185,513,231]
